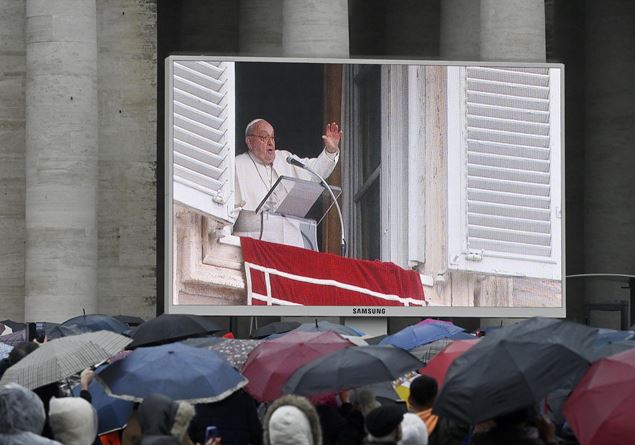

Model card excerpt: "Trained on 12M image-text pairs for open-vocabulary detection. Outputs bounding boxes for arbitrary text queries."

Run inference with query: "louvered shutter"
[447,66,562,280]
[168,59,236,224]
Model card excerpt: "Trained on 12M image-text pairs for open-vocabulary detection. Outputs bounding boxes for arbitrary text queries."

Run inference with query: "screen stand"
[343,317,387,337]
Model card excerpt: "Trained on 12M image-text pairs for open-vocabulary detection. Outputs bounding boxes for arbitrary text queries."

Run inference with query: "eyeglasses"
[248,134,278,144]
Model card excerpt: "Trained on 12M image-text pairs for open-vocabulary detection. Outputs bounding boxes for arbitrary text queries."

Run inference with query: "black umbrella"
[283,345,423,396]
[1,320,25,332]
[250,321,301,339]
[433,317,597,425]
[128,314,222,348]
[114,315,145,327]
[62,314,129,334]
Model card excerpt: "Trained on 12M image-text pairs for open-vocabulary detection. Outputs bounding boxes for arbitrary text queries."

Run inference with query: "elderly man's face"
[246,120,276,165]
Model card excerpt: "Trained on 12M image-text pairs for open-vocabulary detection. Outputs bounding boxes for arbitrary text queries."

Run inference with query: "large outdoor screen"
[165,56,565,317]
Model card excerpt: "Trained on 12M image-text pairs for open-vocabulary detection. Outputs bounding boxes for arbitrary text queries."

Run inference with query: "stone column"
[480,0,545,61]
[440,0,480,60]
[282,0,349,57]
[584,1,635,325]
[239,0,283,55]
[0,0,26,322]
[25,0,98,322]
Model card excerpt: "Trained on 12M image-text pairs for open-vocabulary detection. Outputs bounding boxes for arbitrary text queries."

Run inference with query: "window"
[447,66,562,280]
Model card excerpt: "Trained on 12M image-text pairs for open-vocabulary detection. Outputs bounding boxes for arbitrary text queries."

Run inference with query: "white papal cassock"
[233,149,339,247]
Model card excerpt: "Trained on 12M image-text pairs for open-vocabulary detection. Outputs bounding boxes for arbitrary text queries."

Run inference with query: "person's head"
[0,383,47,435]
[356,389,381,417]
[137,394,195,445]
[245,118,277,165]
[49,396,98,445]
[408,376,438,412]
[264,394,322,445]
[398,413,428,445]
[8,341,39,365]
[365,405,404,443]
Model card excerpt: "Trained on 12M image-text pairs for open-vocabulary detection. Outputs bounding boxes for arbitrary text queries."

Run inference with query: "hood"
[49,396,98,445]
[263,395,322,445]
[0,431,63,445]
[0,383,47,435]
[137,394,195,440]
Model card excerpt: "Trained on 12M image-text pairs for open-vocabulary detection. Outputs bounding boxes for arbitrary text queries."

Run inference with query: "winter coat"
[137,394,195,445]
[188,390,262,445]
[0,383,62,445]
[263,395,323,445]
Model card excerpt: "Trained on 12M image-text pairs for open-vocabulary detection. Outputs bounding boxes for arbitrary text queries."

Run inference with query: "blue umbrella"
[72,365,133,434]
[292,321,363,337]
[96,342,247,403]
[379,322,465,350]
[594,328,635,346]
[63,314,130,334]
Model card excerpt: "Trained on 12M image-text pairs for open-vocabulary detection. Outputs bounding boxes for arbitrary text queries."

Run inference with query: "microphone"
[286,155,305,168]
[286,154,347,256]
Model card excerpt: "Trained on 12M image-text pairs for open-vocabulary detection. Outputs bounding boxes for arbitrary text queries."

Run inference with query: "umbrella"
[433,317,597,425]
[0,330,26,347]
[379,322,465,350]
[293,321,363,337]
[1,320,25,331]
[46,322,93,340]
[128,314,222,348]
[0,331,131,389]
[594,328,634,346]
[409,338,452,364]
[250,321,301,339]
[96,342,247,403]
[283,345,424,396]
[71,365,133,434]
[419,339,480,388]
[589,339,635,361]
[563,348,635,445]
[242,331,353,402]
[180,336,225,349]
[208,338,263,369]
[62,314,129,334]
[114,315,145,327]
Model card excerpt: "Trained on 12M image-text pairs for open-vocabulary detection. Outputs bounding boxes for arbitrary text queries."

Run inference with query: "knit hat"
[269,404,314,445]
[366,405,404,438]
[49,397,98,445]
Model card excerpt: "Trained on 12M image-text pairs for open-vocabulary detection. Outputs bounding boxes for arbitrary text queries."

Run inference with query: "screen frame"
[164,55,566,318]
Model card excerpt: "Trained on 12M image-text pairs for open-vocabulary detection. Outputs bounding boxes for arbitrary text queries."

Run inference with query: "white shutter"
[168,59,236,224]
[447,66,562,280]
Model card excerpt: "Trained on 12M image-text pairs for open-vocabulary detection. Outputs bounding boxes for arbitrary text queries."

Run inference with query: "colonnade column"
[25,0,98,321]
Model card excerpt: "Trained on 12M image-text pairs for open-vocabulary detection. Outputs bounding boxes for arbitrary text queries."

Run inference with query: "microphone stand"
[287,155,347,256]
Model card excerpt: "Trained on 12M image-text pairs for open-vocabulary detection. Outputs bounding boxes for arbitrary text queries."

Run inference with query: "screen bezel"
[164,56,566,318]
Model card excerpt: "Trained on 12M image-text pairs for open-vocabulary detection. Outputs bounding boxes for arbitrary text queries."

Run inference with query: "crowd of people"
[0,315,630,445]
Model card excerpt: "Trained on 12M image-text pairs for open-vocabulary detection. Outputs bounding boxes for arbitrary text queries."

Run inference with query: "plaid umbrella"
[208,339,263,369]
[0,331,131,389]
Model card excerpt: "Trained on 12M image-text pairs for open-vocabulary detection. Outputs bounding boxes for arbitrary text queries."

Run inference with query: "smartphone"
[35,322,46,342]
[27,322,46,342]
[26,322,37,342]
[205,426,218,442]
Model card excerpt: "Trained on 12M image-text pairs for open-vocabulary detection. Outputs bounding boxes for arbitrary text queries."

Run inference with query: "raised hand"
[322,122,343,153]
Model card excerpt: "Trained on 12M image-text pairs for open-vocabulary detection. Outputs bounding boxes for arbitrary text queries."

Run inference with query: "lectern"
[233,176,341,251]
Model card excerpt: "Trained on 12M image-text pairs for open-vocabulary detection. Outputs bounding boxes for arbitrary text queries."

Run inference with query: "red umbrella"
[562,348,635,445]
[419,339,479,387]
[242,330,353,402]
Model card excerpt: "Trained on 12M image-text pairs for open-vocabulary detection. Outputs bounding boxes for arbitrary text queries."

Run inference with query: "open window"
[447,66,562,280]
